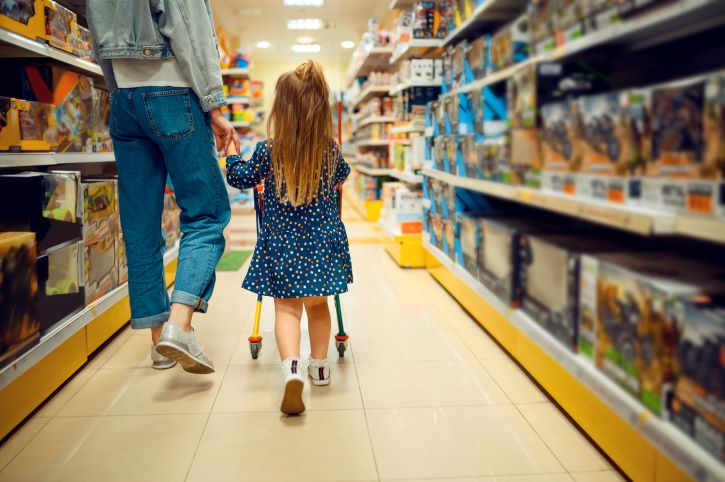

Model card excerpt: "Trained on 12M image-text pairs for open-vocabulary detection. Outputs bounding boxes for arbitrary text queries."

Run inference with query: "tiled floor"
[0,207,626,482]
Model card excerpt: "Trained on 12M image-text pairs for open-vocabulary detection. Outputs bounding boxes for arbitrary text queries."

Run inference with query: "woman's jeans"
[111,87,231,329]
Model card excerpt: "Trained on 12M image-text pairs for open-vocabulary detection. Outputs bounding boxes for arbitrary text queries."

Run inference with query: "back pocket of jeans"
[142,89,195,140]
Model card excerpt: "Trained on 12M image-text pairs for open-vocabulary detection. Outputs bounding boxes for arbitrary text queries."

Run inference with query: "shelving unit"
[353,84,392,109]
[423,240,724,482]
[358,115,396,128]
[390,123,426,135]
[355,138,391,148]
[390,38,444,65]
[221,67,249,77]
[345,47,394,87]
[353,164,392,177]
[443,0,529,47]
[389,169,423,184]
[380,221,426,268]
[389,79,441,96]
[0,152,116,168]
[227,96,251,104]
[424,168,725,243]
[0,28,102,77]
[230,121,251,128]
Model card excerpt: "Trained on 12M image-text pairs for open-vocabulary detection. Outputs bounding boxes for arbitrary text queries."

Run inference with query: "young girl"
[225,60,352,415]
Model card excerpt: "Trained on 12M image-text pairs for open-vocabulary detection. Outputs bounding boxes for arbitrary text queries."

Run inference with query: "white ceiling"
[212,0,394,62]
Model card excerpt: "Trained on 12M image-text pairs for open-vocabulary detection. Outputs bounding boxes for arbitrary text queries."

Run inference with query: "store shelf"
[356,138,391,148]
[0,242,180,391]
[0,28,103,77]
[381,222,426,268]
[389,169,423,184]
[221,67,249,77]
[230,121,252,128]
[358,115,395,128]
[389,79,441,96]
[353,164,392,177]
[390,123,426,135]
[0,151,115,168]
[227,96,251,104]
[443,0,528,47]
[346,47,394,87]
[353,84,392,109]
[423,240,725,482]
[390,38,444,65]
[441,0,725,98]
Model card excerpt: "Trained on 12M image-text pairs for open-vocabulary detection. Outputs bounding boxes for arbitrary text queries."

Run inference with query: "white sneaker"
[280,358,306,415]
[150,346,176,370]
[308,358,331,386]
[155,323,215,374]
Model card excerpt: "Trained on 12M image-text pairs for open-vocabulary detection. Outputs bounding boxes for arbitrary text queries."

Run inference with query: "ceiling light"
[256,41,271,49]
[341,41,355,49]
[296,36,316,44]
[291,44,321,53]
[287,18,324,30]
[283,0,324,6]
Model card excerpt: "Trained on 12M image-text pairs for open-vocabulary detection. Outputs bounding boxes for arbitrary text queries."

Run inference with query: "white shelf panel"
[0,242,180,391]
[390,124,426,135]
[346,47,394,87]
[390,38,444,65]
[0,151,115,168]
[443,0,528,47]
[353,164,392,176]
[358,115,395,128]
[389,170,423,184]
[221,68,249,77]
[230,121,251,128]
[389,79,441,96]
[423,240,725,482]
[0,28,103,77]
[353,84,392,109]
[356,138,391,148]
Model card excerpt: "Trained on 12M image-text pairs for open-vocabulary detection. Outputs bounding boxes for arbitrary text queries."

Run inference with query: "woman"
[87,0,239,374]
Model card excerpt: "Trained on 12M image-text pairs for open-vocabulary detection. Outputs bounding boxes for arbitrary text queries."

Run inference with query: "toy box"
[0,172,82,254]
[668,294,724,462]
[55,75,95,152]
[481,135,508,182]
[434,136,447,172]
[430,211,443,250]
[91,87,113,152]
[483,83,508,138]
[162,192,182,249]
[556,0,587,45]
[444,95,459,135]
[489,13,530,72]
[541,100,584,194]
[580,92,631,176]
[459,135,478,178]
[443,215,456,261]
[457,212,483,278]
[587,0,620,31]
[84,233,118,304]
[44,0,77,54]
[520,233,621,351]
[478,218,553,307]
[510,129,542,186]
[463,89,484,135]
[76,25,95,62]
[0,232,40,368]
[529,0,556,54]
[468,35,490,80]
[82,179,120,245]
[579,252,725,415]
[0,0,45,42]
[445,135,458,175]
[37,240,84,333]
[451,42,468,88]
[0,97,57,152]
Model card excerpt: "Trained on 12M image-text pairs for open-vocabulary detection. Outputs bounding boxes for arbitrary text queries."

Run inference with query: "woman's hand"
[209,108,240,154]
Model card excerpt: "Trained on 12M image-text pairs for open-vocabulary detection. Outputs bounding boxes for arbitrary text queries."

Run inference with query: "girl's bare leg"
[303,296,331,360]
[274,298,304,360]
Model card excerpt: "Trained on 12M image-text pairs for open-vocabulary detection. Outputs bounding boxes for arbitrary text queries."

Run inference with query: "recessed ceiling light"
[340,41,355,49]
[283,0,324,6]
[256,41,271,49]
[296,36,316,44]
[291,43,321,53]
[287,18,324,30]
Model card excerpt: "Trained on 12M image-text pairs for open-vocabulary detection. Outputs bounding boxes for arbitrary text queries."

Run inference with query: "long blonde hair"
[267,60,337,207]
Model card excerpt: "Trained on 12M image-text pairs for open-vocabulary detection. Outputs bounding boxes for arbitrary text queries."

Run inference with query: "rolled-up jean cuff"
[131,311,170,330]
[171,290,209,313]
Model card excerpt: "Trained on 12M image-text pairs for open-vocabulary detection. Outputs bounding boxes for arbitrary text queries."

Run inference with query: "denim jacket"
[86,0,226,112]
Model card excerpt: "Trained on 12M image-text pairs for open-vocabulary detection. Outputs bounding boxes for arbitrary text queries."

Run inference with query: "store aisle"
[0,216,625,482]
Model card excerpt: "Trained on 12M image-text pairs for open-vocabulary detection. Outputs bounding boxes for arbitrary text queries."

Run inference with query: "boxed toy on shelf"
[83,233,118,304]
[44,0,77,54]
[489,13,530,72]
[116,234,128,285]
[0,172,82,254]
[0,0,45,43]
[457,212,482,278]
[412,0,450,39]
[82,179,120,246]
[162,191,181,249]
[76,25,95,62]
[382,182,423,235]
[0,232,40,369]
[578,252,725,415]
[36,240,84,333]
[0,97,57,152]
[541,100,581,194]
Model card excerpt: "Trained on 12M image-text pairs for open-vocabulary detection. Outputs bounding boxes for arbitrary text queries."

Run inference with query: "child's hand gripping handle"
[226,142,239,157]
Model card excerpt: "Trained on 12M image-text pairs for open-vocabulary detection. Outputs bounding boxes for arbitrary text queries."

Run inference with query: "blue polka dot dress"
[226,140,353,299]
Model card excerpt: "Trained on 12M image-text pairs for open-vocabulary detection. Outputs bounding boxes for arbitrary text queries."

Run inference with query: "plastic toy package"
[443,215,456,261]
[481,135,508,182]
[483,83,508,138]
[0,0,46,43]
[82,180,119,246]
[0,232,40,369]
[490,13,530,72]
[84,233,118,304]
[459,134,478,178]
[0,97,57,152]
[44,170,82,223]
[467,35,490,81]
[44,0,77,54]
[456,212,482,278]
[579,252,725,416]
[55,75,94,152]
[444,134,457,175]
[37,240,84,333]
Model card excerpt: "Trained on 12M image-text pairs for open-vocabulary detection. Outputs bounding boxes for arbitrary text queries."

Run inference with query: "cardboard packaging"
[0,172,82,254]
[0,97,58,152]
[37,240,84,333]
[459,134,478,179]
[520,233,621,351]
[0,232,40,368]
[467,35,490,80]
[579,252,725,415]
[541,100,583,194]
[456,211,484,278]
[82,179,120,246]
[76,25,95,62]
[490,13,530,72]
[44,0,77,54]
[84,233,118,304]
[162,192,182,249]
[529,0,556,54]
[0,0,45,42]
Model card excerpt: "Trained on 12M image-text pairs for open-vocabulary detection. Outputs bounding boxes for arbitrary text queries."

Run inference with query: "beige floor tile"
[103,333,237,369]
[453,319,509,360]
[213,363,362,412]
[367,405,564,480]
[480,357,548,404]
[344,303,450,332]
[57,367,224,416]
[357,359,508,408]
[351,328,474,363]
[0,418,50,471]
[84,328,133,369]
[496,475,574,482]
[229,329,355,365]
[570,471,627,482]
[34,368,98,418]
[518,403,613,473]
[0,415,206,482]
[383,478,494,482]
[186,411,378,482]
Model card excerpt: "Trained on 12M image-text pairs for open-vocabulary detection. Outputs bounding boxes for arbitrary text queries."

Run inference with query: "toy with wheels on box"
[0,232,40,368]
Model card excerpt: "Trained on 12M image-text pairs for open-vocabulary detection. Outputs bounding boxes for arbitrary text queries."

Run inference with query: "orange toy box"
[44,0,77,54]
[0,96,57,151]
[0,0,46,43]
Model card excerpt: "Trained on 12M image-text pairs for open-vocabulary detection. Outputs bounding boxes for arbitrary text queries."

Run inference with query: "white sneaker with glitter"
[280,358,306,415]
[308,358,331,386]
